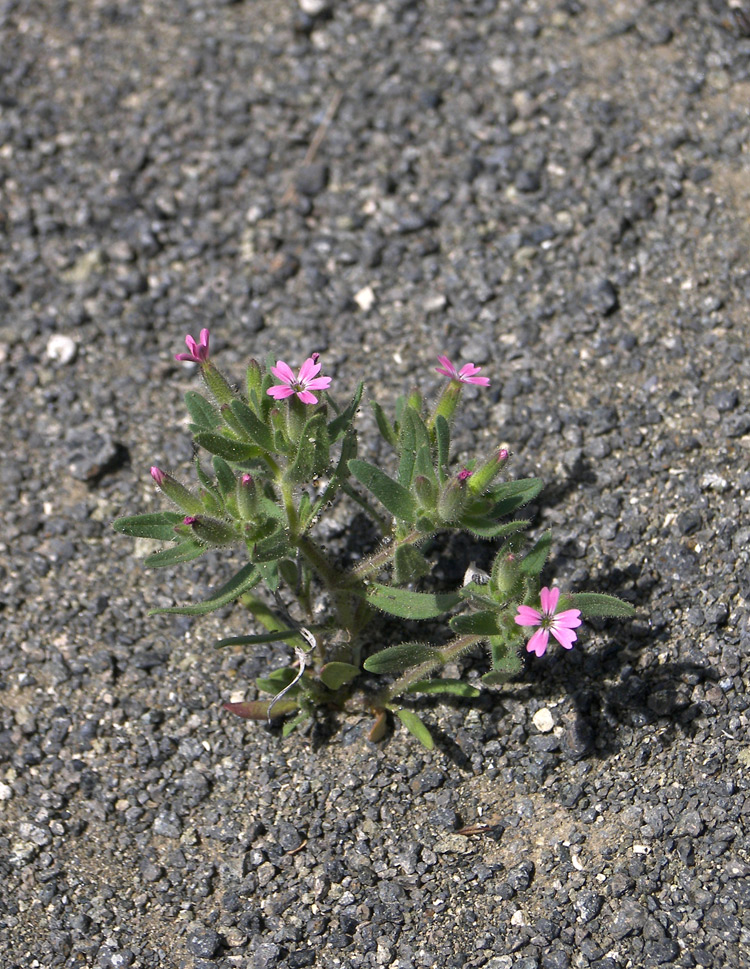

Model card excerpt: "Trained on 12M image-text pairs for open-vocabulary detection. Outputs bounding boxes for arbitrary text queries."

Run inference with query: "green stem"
[382,633,482,703]
[351,527,431,579]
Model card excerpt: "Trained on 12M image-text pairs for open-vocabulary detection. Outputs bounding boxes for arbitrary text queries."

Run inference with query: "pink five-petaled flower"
[435,355,490,386]
[514,586,582,658]
[175,329,210,364]
[267,355,332,404]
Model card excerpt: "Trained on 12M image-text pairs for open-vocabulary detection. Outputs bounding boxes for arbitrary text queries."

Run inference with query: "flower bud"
[236,473,258,520]
[437,474,471,523]
[150,467,204,516]
[202,361,236,406]
[181,514,238,546]
[491,552,522,599]
[468,447,510,495]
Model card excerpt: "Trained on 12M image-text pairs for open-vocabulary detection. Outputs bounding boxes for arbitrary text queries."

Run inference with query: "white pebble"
[532,708,555,733]
[299,0,329,14]
[354,285,375,311]
[46,334,77,364]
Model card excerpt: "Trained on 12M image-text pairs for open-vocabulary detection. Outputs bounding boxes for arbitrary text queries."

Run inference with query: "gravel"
[2,0,750,966]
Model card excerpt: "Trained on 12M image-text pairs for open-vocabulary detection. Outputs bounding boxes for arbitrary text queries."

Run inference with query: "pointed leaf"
[395,709,434,749]
[256,666,301,695]
[223,699,299,720]
[328,381,363,440]
[348,459,416,522]
[364,641,438,674]
[461,518,530,540]
[489,636,524,678]
[215,629,306,648]
[488,478,544,517]
[368,710,388,743]
[397,408,417,487]
[113,512,184,540]
[282,710,311,737]
[149,562,259,616]
[435,415,450,480]
[393,545,431,585]
[249,527,292,562]
[287,412,330,483]
[407,679,480,698]
[319,662,361,691]
[363,582,461,619]
[185,390,221,430]
[229,399,275,450]
[569,593,635,618]
[450,611,500,636]
[194,431,259,462]
[371,400,398,447]
[519,530,553,576]
[213,456,236,497]
[143,541,207,568]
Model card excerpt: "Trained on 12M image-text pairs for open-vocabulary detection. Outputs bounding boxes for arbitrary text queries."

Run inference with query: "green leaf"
[488,636,524,680]
[328,381,363,440]
[212,456,236,497]
[363,583,461,619]
[223,699,299,720]
[482,670,519,686]
[519,530,552,576]
[287,412,330,483]
[449,611,500,636]
[407,678,480,698]
[435,415,450,480]
[215,629,306,648]
[371,400,398,447]
[393,545,431,584]
[488,478,544,517]
[397,408,417,487]
[229,399,275,450]
[348,459,416,522]
[319,662,361,691]
[149,562,259,616]
[569,593,635,618]
[194,431,259,463]
[143,541,206,568]
[249,527,291,563]
[395,709,434,749]
[185,390,221,430]
[364,641,438,674]
[113,512,184,540]
[461,518,530,539]
[256,666,300,696]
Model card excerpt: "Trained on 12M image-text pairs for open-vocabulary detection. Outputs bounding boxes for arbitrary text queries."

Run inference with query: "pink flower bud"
[150,466,166,485]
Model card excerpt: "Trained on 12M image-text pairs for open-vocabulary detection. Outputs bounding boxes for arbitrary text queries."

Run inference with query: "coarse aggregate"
[1,0,750,967]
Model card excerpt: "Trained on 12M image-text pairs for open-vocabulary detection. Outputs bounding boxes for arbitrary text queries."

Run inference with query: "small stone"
[252,941,282,968]
[532,708,555,733]
[354,285,375,310]
[298,0,329,13]
[295,161,329,197]
[187,927,223,959]
[46,334,78,364]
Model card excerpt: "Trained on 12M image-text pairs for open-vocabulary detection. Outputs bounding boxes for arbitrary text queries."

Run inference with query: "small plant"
[114,330,634,748]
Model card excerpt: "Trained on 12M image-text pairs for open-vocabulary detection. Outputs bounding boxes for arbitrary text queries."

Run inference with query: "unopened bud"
[150,467,203,516]
[236,473,258,520]
[468,447,510,495]
[491,552,522,599]
[437,475,470,523]
[181,514,238,546]
[202,361,236,406]
[414,474,436,510]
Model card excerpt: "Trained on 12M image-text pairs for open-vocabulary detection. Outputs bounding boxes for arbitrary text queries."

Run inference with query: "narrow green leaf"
[397,408,417,487]
[482,670,519,686]
[143,541,206,568]
[319,662,361,691]
[488,478,544,517]
[435,415,450,480]
[113,512,184,540]
[287,412,330,483]
[407,679,480,698]
[328,381,363,440]
[215,629,306,648]
[250,527,291,563]
[185,390,221,430]
[371,400,398,447]
[194,431,259,462]
[348,459,416,522]
[450,611,500,636]
[149,562,259,616]
[213,456,236,497]
[229,399,275,450]
[519,530,553,576]
[395,709,434,749]
[257,666,300,695]
[223,699,299,720]
[364,641,438,674]
[569,593,635,618]
[282,710,311,737]
[415,442,437,485]
[363,582,461,619]
[461,518,530,539]
[393,545,431,585]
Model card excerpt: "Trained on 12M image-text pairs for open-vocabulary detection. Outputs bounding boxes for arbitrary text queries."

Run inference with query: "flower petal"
[296,390,318,404]
[465,374,491,386]
[435,355,457,378]
[554,609,582,629]
[267,384,295,399]
[298,357,321,383]
[515,605,543,627]
[550,624,578,650]
[271,361,295,384]
[526,628,549,657]
[540,586,560,614]
[305,376,332,391]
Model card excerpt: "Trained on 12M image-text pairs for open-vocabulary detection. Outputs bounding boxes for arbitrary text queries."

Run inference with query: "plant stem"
[381,633,483,703]
[351,527,431,579]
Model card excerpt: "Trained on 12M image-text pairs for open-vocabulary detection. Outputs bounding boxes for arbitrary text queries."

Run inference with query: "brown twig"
[281,89,342,206]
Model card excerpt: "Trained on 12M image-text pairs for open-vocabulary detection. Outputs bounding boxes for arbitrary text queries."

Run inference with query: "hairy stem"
[382,633,483,703]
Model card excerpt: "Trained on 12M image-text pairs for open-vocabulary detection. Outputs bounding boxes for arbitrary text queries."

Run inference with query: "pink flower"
[435,355,490,386]
[457,468,473,482]
[150,466,166,486]
[175,329,210,364]
[267,355,332,404]
[514,586,582,657]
